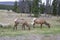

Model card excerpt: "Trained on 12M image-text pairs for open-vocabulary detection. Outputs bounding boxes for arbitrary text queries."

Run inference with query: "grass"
[0,25,60,36]
[0,12,60,36]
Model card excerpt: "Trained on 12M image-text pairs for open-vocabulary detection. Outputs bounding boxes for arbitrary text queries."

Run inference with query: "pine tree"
[13,1,20,13]
[32,0,39,17]
[52,0,57,16]
[39,3,45,14]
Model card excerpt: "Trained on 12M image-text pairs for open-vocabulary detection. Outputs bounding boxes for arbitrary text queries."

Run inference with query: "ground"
[0,34,60,40]
[0,11,60,40]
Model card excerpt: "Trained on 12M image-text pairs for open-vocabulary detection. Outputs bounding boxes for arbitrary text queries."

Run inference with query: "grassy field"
[0,11,60,36]
[0,24,60,36]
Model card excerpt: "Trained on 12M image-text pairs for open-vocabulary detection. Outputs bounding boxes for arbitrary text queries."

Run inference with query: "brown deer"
[32,18,50,28]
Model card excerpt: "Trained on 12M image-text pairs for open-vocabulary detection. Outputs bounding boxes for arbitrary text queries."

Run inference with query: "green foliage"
[32,0,39,17]
[52,0,57,16]
[16,6,20,13]
[0,5,13,10]
[28,1,32,13]
[13,1,17,12]
[12,1,20,13]
[39,3,45,14]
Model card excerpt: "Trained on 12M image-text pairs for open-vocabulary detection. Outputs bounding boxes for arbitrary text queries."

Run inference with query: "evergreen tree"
[39,3,45,14]
[52,0,57,16]
[32,0,39,17]
[13,1,20,13]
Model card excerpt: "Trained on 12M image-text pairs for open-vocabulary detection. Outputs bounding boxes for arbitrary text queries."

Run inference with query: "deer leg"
[40,24,42,28]
[24,25,25,30]
[16,25,17,30]
[47,24,50,28]
[13,23,17,30]
[33,23,35,28]
[26,24,30,30]
[15,24,18,30]
[22,24,24,30]
[28,27,30,30]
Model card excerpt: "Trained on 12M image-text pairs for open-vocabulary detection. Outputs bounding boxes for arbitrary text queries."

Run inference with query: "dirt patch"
[0,34,60,40]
